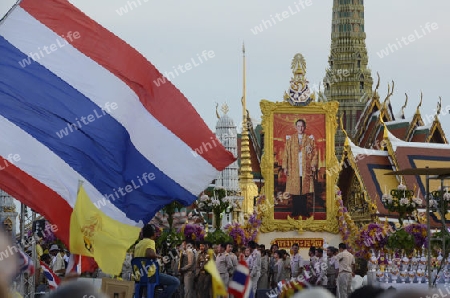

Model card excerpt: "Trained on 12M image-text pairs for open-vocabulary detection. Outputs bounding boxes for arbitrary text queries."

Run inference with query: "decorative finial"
[383,80,394,106]
[291,53,306,75]
[375,72,380,92]
[437,97,442,115]
[215,102,220,119]
[242,42,245,55]
[339,114,348,138]
[415,91,423,114]
[401,93,408,119]
[221,103,229,115]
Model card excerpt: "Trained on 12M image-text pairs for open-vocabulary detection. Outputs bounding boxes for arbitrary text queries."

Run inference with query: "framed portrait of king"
[260,100,339,233]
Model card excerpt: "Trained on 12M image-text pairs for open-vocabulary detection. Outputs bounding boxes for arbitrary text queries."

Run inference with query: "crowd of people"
[124,224,360,298]
[0,226,446,298]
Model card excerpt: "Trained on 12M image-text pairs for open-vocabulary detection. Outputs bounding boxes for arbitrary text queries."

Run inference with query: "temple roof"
[341,128,450,228]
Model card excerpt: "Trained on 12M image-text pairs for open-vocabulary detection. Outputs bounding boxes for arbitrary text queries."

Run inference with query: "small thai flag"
[228,254,254,298]
[40,261,61,289]
[18,249,35,276]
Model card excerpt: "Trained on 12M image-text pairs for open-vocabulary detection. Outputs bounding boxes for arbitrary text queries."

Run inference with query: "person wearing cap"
[49,244,65,277]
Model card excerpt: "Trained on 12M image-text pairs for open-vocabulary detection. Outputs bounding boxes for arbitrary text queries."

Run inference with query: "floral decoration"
[224,210,261,246]
[404,223,427,249]
[195,187,238,229]
[225,222,247,246]
[155,227,184,252]
[355,223,389,258]
[381,182,421,226]
[386,228,415,253]
[178,223,205,242]
[278,279,307,298]
[335,186,359,252]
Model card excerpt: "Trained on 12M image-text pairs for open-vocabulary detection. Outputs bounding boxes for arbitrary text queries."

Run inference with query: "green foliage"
[387,229,415,253]
[430,230,450,255]
[205,229,233,245]
[162,201,185,229]
[156,229,184,254]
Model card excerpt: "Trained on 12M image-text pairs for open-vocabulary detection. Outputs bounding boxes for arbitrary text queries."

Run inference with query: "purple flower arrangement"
[224,222,247,246]
[224,210,261,246]
[179,223,205,241]
[355,223,389,258]
[404,223,427,249]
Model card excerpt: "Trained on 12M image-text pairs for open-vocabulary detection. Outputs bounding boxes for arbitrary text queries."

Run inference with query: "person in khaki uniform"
[226,243,238,279]
[290,243,304,279]
[326,246,339,295]
[248,241,262,294]
[179,240,196,298]
[314,248,328,286]
[215,243,233,287]
[195,241,211,298]
[336,243,355,298]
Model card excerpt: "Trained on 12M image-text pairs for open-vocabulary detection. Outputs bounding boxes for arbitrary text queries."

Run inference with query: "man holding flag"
[204,249,228,298]
[134,224,180,297]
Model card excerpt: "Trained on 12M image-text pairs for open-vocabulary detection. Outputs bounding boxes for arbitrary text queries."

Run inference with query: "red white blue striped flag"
[0,0,235,246]
[40,261,61,289]
[228,255,254,298]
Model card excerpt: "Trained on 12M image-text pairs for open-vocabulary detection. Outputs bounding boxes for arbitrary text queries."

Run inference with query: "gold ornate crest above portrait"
[283,53,315,106]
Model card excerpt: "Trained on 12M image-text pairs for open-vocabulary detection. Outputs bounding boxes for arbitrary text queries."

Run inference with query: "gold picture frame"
[259,100,339,233]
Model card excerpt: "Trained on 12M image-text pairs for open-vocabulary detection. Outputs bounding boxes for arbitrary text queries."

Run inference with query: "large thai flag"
[0,0,235,246]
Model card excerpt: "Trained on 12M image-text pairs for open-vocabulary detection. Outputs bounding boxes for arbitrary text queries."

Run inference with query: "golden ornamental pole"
[239,43,258,215]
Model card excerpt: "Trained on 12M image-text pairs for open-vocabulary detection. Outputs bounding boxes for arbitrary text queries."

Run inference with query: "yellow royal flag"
[204,249,227,297]
[70,184,140,275]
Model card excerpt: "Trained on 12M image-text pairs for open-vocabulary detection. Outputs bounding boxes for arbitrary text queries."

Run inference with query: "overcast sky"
[1,0,449,134]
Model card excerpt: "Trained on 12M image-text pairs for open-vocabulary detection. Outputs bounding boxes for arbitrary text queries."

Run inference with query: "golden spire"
[239,43,258,215]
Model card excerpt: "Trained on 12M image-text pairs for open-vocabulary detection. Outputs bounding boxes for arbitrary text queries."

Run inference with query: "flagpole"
[0,0,22,24]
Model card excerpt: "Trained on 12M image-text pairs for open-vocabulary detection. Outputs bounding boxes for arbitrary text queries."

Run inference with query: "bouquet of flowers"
[382,182,419,226]
[404,223,427,249]
[179,223,205,242]
[224,210,261,246]
[224,222,247,246]
[195,187,238,229]
[355,223,389,258]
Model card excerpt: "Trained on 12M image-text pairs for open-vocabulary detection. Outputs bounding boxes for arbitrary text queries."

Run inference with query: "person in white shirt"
[336,243,355,298]
[314,248,328,286]
[290,243,304,279]
[326,246,339,295]
[248,241,261,293]
[49,244,65,277]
